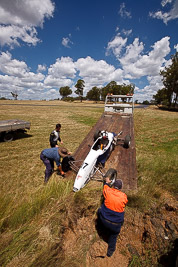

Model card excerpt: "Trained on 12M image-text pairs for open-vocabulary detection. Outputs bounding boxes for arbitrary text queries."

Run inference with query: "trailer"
[68,94,137,190]
[0,119,31,142]
[104,94,134,114]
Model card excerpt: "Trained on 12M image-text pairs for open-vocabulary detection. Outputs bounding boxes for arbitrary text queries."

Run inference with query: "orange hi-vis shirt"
[103,184,128,212]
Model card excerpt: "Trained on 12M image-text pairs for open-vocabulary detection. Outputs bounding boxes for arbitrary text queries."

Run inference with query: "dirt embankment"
[59,191,177,267]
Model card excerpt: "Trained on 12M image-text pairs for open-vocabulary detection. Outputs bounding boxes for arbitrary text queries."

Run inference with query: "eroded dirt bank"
[60,191,177,267]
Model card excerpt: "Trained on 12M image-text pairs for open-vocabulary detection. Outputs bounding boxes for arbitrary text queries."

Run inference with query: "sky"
[0,0,178,102]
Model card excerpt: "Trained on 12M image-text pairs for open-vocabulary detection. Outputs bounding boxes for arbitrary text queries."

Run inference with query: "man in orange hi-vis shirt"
[98,176,128,257]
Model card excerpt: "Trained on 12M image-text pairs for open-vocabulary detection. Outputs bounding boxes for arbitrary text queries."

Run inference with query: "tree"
[11,91,18,100]
[59,86,72,99]
[86,87,101,101]
[160,52,178,107]
[100,81,135,100]
[142,100,150,105]
[75,79,85,102]
[153,88,169,105]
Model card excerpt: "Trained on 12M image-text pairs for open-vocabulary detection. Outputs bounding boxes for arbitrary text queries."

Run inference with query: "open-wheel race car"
[61,130,131,192]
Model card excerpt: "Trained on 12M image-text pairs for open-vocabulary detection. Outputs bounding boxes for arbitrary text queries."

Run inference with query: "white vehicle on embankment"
[67,130,130,192]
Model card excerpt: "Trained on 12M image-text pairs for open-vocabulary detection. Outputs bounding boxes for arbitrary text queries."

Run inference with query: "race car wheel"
[62,156,75,172]
[123,134,131,148]
[3,132,14,142]
[104,168,117,185]
[94,130,101,141]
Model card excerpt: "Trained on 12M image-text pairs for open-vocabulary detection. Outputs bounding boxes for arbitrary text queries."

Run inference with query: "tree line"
[59,80,135,102]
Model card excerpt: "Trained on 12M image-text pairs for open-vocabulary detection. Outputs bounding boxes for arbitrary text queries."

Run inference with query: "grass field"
[0,100,177,266]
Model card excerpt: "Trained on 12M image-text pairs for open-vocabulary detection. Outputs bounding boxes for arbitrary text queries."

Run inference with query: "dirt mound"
[61,192,177,267]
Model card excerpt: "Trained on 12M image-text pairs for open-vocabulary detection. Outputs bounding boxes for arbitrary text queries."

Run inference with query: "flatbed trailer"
[68,95,137,190]
[0,119,31,142]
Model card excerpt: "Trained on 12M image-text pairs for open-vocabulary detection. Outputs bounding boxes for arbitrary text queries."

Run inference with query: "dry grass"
[0,100,178,266]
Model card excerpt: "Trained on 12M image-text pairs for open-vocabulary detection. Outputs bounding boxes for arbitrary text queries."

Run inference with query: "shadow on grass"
[0,132,32,142]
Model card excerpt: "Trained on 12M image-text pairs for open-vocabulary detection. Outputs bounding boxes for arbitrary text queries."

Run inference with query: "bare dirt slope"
[61,191,177,267]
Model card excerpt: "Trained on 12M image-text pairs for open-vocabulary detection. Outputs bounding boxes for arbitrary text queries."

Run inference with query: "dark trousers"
[98,209,123,257]
[40,152,54,182]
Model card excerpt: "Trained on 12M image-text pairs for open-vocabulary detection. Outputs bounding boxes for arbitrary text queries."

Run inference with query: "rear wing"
[104,94,134,114]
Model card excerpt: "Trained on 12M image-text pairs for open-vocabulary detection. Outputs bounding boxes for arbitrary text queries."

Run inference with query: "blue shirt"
[42,147,61,166]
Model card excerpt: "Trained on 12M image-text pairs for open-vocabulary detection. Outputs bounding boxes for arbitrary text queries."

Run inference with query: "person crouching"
[40,147,70,183]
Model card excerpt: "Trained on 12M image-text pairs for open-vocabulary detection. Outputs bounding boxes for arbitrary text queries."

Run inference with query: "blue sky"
[0,0,178,102]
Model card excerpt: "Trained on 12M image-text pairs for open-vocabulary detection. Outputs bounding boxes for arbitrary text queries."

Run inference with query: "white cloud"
[0,0,55,47]
[75,56,125,95]
[0,51,29,76]
[62,36,73,48]
[0,34,172,101]
[161,0,173,7]
[106,33,127,58]
[37,64,46,72]
[120,36,170,79]
[47,57,76,78]
[174,44,178,51]
[44,57,76,88]
[119,3,132,19]
[149,0,178,24]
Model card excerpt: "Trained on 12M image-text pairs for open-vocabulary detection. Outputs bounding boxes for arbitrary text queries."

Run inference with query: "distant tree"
[142,100,150,105]
[100,81,119,100]
[160,52,178,107]
[59,86,72,99]
[100,82,135,100]
[86,87,101,101]
[135,100,138,104]
[120,83,135,96]
[75,79,85,102]
[11,91,18,100]
[153,88,169,105]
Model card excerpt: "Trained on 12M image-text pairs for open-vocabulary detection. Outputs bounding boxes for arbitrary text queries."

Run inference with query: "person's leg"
[49,159,54,171]
[107,224,122,257]
[107,231,119,257]
[40,153,53,182]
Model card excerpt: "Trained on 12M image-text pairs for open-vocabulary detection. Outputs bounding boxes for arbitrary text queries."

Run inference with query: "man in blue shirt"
[40,147,69,183]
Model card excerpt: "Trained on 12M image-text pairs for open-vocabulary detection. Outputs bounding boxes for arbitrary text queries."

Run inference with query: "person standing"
[40,147,70,183]
[98,177,128,257]
[49,123,63,147]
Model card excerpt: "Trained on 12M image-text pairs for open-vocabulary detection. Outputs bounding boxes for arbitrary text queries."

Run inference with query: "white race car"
[73,131,116,192]
[62,130,130,192]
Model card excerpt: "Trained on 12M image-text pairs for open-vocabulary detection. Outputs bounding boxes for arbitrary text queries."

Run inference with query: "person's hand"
[55,145,59,147]
[68,152,72,155]
[61,141,63,144]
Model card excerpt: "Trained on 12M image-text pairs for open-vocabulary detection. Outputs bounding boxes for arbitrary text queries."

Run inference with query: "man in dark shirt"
[40,147,69,183]
[98,176,128,257]
[49,123,63,147]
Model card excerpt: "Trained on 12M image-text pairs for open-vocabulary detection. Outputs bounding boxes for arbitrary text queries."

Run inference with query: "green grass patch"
[69,113,100,126]
[1,180,73,231]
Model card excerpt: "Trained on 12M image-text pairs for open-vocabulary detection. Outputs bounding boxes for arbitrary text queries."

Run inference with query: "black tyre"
[123,134,131,148]
[62,156,75,172]
[104,168,117,183]
[94,130,101,141]
[3,132,14,142]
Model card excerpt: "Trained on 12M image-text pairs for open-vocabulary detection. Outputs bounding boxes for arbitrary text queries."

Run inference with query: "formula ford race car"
[61,130,131,192]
